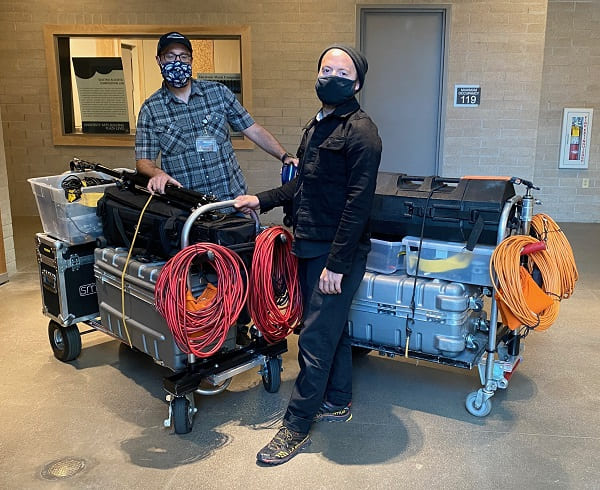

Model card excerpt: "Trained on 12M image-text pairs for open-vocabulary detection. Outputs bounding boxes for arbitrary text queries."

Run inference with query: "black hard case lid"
[370,174,516,245]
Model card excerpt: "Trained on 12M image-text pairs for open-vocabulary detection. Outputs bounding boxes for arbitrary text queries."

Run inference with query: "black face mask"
[315,76,357,106]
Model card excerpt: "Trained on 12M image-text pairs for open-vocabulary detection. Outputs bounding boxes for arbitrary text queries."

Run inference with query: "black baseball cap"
[157,32,193,55]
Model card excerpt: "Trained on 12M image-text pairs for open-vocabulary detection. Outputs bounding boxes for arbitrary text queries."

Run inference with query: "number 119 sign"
[454,85,481,107]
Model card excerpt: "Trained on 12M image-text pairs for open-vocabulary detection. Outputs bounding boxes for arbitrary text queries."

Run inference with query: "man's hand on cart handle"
[234,195,261,215]
[147,171,182,194]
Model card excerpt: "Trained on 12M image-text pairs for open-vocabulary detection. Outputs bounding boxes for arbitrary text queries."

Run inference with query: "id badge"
[196,135,218,152]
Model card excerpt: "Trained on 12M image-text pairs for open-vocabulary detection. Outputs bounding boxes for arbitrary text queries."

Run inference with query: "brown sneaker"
[256,427,311,465]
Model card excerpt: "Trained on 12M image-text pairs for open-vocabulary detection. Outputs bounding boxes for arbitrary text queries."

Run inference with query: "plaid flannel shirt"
[135,79,254,200]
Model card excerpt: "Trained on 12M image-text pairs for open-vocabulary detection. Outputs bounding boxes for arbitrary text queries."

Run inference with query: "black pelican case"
[369,174,516,247]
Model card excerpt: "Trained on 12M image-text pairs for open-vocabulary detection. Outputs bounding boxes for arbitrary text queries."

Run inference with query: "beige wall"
[0,0,597,224]
[0,106,16,276]
[535,0,600,222]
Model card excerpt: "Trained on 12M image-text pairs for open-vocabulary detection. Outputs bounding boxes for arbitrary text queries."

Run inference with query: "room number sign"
[454,85,481,107]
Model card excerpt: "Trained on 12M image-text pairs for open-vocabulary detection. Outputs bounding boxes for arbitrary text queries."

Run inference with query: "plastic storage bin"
[366,238,406,274]
[29,171,116,245]
[402,236,495,286]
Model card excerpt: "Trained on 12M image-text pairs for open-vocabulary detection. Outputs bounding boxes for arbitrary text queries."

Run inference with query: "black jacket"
[258,97,382,274]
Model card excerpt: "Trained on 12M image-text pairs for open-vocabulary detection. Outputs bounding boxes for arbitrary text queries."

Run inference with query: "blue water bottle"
[281,163,298,184]
[281,163,297,227]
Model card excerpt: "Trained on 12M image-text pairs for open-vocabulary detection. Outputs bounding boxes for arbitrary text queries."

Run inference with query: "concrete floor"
[1,218,599,489]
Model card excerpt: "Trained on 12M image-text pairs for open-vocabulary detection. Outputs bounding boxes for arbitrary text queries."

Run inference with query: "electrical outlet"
[582,178,590,188]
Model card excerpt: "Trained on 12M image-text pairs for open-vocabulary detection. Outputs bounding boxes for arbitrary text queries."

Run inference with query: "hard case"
[93,247,236,372]
[347,271,487,363]
[36,232,99,326]
[370,174,515,245]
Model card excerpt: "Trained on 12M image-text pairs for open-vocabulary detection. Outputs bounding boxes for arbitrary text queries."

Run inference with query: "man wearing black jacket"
[235,44,382,465]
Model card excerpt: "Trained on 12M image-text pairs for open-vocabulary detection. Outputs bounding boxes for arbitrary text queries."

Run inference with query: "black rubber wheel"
[172,397,193,434]
[352,346,372,358]
[262,357,282,393]
[48,320,82,362]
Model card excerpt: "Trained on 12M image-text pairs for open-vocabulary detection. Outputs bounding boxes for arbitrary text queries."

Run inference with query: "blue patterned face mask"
[160,61,192,88]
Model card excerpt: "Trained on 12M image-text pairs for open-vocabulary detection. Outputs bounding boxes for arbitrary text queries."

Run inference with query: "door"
[359,7,448,176]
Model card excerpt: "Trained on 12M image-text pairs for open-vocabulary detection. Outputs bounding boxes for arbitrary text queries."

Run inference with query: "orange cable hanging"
[490,234,561,331]
[530,213,578,299]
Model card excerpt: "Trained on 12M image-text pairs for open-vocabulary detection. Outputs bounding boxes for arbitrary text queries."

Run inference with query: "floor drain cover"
[41,457,86,480]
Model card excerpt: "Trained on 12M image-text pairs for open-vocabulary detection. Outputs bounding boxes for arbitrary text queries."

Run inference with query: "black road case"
[36,232,99,326]
[370,174,516,246]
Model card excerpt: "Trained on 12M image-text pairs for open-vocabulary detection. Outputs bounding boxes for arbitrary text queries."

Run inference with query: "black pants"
[283,249,367,434]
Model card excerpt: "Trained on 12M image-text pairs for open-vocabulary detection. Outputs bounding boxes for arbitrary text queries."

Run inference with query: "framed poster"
[559,108,593,169]
[72,57,130,134]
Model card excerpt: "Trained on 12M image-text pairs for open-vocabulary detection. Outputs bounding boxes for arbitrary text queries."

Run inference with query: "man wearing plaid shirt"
[136,32,297,198]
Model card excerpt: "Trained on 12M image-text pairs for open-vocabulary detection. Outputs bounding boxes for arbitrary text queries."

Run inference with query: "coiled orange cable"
[530,214,578,299]
[491,234,561,331]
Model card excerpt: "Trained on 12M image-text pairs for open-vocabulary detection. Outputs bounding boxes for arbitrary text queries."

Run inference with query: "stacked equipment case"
[36,232,100,362]
[31,162,288,434]
[350,174,539,417]
[93,247,237,372]
[348,272,487,366]
[30,169,118,362]
[36,233,98,327]
[370,173,515,246]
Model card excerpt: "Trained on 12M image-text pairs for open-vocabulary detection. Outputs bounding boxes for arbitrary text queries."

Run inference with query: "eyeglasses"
[162,53,192,63]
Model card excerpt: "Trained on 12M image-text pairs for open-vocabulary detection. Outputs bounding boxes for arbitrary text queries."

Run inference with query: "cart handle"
[180,200,260,249]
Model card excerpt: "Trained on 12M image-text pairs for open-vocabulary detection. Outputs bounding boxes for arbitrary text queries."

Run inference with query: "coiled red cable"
[249,226,302,344]
[155,243,248,358]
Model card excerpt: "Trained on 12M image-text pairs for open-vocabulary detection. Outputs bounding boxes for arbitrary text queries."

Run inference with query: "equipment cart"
[32,164,287,434]
[348,175,543,417]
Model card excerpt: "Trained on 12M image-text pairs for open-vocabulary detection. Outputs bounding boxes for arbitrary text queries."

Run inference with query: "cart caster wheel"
[172,397,193,434]
[465,391,492,417]
[48,320,81,362]
[262,357,282,393]
[352,346,372,358]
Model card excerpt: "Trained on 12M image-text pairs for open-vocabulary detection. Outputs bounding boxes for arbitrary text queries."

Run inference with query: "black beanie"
[317,44,368,89]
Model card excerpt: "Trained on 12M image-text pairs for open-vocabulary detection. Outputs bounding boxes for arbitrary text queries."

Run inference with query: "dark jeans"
[283,249,367,434]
